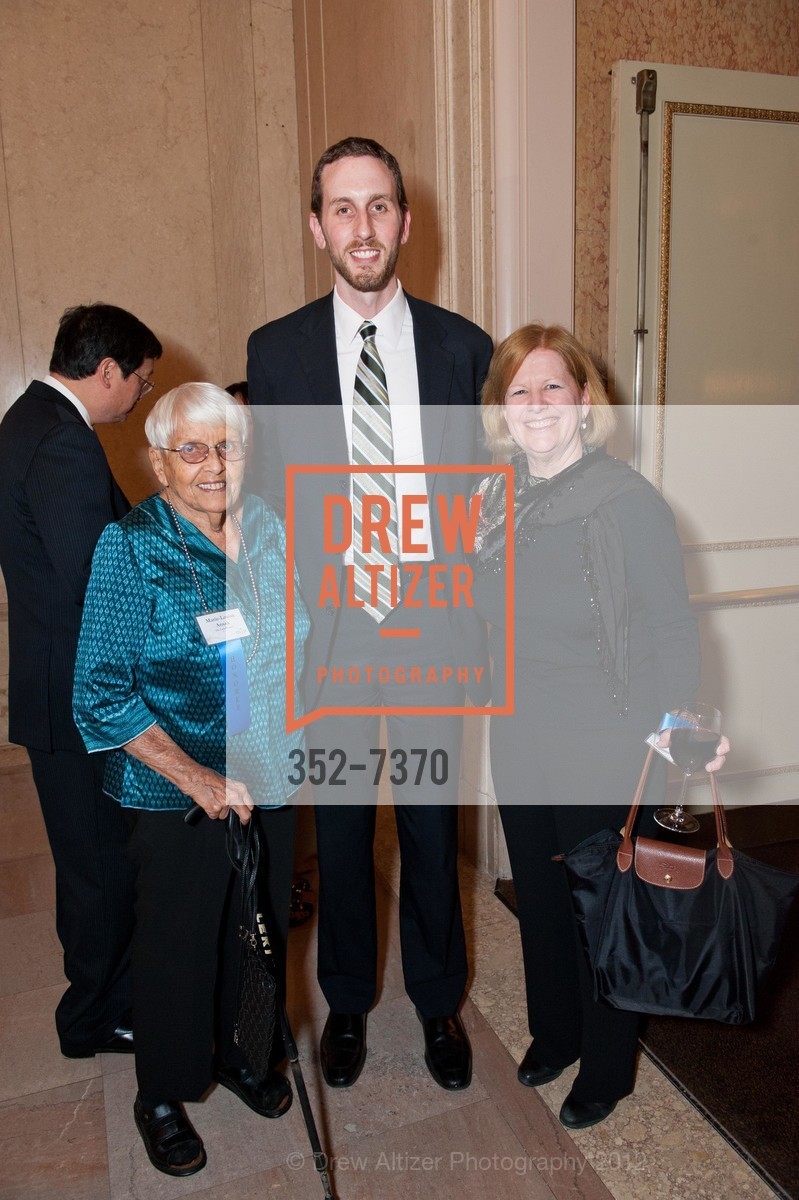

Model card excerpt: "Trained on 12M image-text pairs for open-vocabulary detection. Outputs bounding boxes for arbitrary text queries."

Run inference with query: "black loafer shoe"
[61,1023,134,1059]
[320,1011,367,1087]
[559,1089,618,1129]
[133,1094,206,1177]
[213,1065,292,1118]
[418,1011,472,1090]
[517,1043,566,1088]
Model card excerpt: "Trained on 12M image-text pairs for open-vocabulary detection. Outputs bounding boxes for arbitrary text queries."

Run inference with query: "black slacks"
[28,747,135,1050]
[311,603,468,1017]
[499,802,641,1102]
[489,659,669,1103]
[126,805,295,1101]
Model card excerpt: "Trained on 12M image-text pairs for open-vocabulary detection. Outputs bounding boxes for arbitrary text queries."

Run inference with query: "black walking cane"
[186,804,335,1199]
[279,1002,334,1198]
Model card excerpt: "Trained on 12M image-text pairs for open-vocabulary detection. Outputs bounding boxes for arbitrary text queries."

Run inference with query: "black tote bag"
[225,811,278,1079]
[187,806,333,1200]
[557,748,799,1024]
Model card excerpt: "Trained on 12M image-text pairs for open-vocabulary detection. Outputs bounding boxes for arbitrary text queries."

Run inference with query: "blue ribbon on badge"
[220,640,251,734]
[657,711,694,733]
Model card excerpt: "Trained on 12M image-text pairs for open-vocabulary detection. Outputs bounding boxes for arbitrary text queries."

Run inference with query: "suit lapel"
[293,296,349,465]
[295,296,342,406]
[407,295,453,468]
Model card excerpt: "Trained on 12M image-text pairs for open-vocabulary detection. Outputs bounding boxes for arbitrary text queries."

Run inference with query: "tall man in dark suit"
[248,138,492,1090]
[0,304,162,1057]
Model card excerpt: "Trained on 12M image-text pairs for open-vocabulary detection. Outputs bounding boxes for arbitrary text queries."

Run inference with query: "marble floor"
[0,746,777,1200]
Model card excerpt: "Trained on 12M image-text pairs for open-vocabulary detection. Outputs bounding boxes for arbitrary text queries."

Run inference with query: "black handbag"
[226,811,278,1079]
[557,747,799,1024]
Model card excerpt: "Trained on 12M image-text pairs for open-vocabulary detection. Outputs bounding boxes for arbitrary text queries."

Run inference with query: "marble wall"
[0,0,301,500]
[575,0,799,361]
[0,0,301,745]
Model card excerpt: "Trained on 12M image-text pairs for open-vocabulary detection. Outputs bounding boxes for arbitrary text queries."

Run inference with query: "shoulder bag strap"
[617,745,734,877]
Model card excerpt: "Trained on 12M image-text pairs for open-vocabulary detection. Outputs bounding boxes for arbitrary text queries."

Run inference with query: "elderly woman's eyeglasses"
[131,370,155,398]
[163,441,247,464]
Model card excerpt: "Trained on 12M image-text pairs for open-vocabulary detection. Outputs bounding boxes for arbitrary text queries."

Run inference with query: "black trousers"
[499,803,641,1102]
[311,604,467,1017]
[126,805,295,1102]
[489,658,670,1103]
[28,747,135,1050]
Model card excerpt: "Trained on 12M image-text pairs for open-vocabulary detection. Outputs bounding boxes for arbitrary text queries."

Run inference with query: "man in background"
[0,303,161,1057]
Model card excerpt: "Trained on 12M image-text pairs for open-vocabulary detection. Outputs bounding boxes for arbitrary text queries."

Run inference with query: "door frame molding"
[492,0,575,339]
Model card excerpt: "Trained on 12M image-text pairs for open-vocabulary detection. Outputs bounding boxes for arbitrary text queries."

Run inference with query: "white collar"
[333,281,407,350]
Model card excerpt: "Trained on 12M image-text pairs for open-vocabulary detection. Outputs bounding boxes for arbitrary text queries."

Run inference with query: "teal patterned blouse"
[74,493,309,810]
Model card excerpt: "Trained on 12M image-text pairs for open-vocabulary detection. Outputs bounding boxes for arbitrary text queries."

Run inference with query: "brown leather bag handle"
[617,746,734,878]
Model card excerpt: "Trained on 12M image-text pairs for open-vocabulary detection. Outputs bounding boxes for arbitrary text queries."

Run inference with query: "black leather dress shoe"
[418,1011,472,1090]
[61,1023,134,1059]
[133,1094,206,1177]
[214,1065,292,1118]
[559,1089,618,1129]
[517,1043,566,1088]
[320,1011,367,1087]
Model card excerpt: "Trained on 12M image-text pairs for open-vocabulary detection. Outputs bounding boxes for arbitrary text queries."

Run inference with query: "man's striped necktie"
[351,321,400,621]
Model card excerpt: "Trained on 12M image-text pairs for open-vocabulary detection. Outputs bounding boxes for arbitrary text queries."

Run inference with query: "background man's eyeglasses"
[131,370,155,398]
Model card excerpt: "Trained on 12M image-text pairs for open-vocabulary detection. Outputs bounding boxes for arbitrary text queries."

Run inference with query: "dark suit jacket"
[0,381,129,752]
[247,290,493,702]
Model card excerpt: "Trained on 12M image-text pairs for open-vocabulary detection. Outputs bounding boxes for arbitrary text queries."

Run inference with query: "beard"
[325,237,402,293]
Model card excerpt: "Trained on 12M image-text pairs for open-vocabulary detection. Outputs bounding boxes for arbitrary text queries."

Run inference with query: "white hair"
[144,382,250,449]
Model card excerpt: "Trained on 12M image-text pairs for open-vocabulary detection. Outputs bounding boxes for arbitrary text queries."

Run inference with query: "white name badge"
[196,608,251,646]
[645,732,674,765]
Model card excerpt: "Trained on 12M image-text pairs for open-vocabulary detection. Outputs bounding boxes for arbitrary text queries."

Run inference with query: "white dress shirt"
[333,283,432,562]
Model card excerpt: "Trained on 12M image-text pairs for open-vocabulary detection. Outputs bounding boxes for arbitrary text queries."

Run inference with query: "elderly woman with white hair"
[73,383,308,1178]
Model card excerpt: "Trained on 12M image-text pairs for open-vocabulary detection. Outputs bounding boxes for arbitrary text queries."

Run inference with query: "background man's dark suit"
[0,381,135,1051]
[248,289,492,1019]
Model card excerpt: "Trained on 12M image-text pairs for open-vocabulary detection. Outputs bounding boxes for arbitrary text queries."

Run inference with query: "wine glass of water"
[655,703,722,833]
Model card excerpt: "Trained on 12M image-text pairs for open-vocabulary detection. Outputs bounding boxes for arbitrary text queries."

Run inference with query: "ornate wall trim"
[689,585,799,611]
[433,0,494,332]
[683,537,799,553]
[492,0,574,338]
